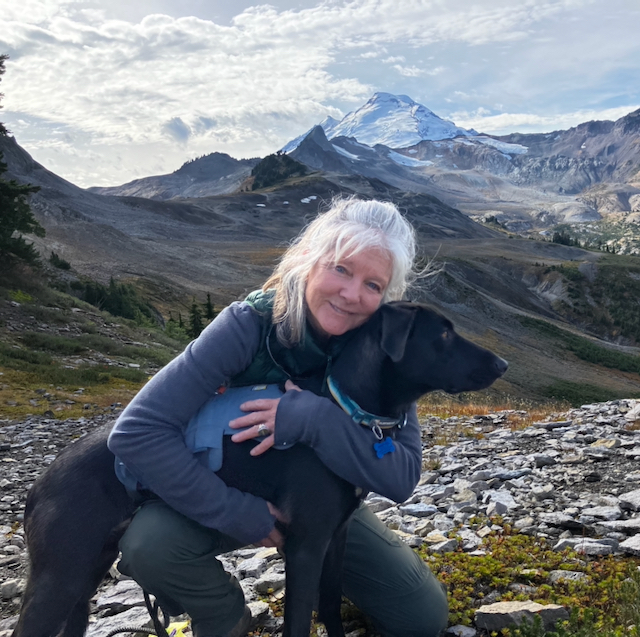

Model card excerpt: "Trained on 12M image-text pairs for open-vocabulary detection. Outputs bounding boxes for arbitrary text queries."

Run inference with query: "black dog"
[13,302,508,637]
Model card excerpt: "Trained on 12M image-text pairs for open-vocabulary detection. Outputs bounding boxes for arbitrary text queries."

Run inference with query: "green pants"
[118,501,448,637]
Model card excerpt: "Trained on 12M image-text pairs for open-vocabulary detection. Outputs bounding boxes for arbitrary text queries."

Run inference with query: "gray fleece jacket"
[107,301,422,545]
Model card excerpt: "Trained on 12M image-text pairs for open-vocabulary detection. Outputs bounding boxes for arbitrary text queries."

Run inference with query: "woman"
[107,197,449,637]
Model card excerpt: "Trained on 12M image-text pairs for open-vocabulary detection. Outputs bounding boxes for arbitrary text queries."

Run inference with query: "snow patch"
[332,145,361,161]
[387,151,434,167]
[475,136,528,155]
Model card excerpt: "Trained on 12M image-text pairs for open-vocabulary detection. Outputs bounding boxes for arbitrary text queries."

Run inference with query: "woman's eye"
[335,264,347,274]
[367,282,382,293]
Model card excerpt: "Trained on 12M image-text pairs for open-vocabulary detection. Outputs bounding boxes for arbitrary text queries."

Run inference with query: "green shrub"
[0,340,147,386]
[519,316,640,375]
[49,251,71,270]
[8,289,34,303]
[422,525,640,634]
[73,277,160,326]
[20,332,86,355]
[17,331,175,367]
[542,379,638,406]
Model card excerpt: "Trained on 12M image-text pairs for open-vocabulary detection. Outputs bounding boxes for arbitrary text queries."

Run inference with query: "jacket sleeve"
[107,302,277,545]
[274,390,422,503]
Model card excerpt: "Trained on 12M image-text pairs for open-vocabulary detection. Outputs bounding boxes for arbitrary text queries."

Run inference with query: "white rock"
[0,579,24,600]
[445,625,477,636]
[475,601,569,632]
[619,489,640,511]
[548,570,589,584]
[620,535,640,556]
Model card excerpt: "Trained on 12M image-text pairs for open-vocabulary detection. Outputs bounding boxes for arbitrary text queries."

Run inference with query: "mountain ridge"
[80,94,640,246]
[3,131,640,406]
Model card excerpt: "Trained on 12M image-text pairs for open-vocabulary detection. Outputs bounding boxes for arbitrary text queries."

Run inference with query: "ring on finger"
[257,423,270,436]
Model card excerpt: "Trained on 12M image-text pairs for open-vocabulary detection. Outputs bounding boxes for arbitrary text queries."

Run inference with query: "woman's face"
[305,246,392,338]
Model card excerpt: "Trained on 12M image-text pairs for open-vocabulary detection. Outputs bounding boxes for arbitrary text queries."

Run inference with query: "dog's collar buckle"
[327,376,406,436]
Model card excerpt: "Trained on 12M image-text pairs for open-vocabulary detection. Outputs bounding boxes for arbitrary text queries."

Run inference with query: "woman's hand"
[256,502,289,548]
[229,380,301,456]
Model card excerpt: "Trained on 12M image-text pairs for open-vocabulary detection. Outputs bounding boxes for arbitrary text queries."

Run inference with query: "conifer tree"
[188,298,204,338]
[203,292,215,320]
[0,54,45,266]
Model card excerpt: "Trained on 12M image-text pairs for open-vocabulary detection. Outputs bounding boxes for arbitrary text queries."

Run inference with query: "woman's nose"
[339,279,360,302]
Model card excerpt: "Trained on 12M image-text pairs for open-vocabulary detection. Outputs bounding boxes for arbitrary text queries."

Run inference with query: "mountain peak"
[330,92,472,148]
[283,93,474,153]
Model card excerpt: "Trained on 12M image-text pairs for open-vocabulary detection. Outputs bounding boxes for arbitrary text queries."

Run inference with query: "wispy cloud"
[0,0,638,186]
[453,105,640,136]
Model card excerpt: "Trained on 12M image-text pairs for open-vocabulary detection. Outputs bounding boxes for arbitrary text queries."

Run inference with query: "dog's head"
[379,301,508,398]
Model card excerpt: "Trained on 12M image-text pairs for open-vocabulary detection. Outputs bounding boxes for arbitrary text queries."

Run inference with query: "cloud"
[393,64,423,77]
[1,0,639,186]
[162,117,191,143]
[452,105,640,135]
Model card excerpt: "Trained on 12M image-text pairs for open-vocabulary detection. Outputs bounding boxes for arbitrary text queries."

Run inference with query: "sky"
[1,0,639,188]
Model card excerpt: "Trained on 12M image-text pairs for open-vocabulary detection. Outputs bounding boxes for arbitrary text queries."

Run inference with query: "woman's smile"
[305,247,392,338]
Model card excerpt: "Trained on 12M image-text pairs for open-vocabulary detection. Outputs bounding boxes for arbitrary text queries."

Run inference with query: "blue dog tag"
[373,437,395,459]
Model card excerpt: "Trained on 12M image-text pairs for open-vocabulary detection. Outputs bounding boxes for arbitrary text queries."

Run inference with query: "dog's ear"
[380,304,416,363]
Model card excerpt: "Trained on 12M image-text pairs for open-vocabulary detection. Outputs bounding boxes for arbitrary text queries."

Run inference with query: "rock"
[247,600,270,621]
[619,535,640,556]
[548,570,589,584]
[619,489,640,511]
[85,607,153,637]
[399,503,438,517]
[429,539,459,554]
[237,557,267,579]
[445,625,477,636]
[475,601,569,632]
[254,567,286,594]
[6,398,640,633]
[552,537,618,555]
[0,579,24,600]
[580,506,622,520]
[95,579,146,612]
[483,490,519,510]
[624,404,640,422]
[532,454,556,467]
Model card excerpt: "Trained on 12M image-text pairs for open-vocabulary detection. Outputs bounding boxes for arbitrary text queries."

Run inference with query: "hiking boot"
[198,606,253,637]
[226,606,252,637]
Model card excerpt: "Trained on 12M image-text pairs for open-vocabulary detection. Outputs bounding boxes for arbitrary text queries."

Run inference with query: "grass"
[0,281,184,418]
[0,368,143,420]
[18,331,175,366]
[541,379,640,406]
[519,316,640,375]
[542,258,640,344]
[417,391,566,426]
[420,523,640,636]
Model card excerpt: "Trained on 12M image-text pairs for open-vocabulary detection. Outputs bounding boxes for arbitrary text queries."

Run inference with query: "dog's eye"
[442,330,450,340]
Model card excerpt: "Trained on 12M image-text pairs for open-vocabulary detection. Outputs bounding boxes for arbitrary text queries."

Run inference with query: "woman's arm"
[107,303,278,545]
[274,390,422,503]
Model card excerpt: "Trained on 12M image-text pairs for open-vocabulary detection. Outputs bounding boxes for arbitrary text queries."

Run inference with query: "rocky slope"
[2,400,640,636]
[87,153,259,200]
[3,132,640,406]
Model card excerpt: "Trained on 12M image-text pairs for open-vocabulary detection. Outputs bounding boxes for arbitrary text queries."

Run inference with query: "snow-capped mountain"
[282,92,475,152]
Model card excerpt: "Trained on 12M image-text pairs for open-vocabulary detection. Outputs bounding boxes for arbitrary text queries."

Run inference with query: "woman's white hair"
[263,196,417,347]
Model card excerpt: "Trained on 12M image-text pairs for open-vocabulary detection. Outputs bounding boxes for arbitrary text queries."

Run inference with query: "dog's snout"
[494,356,509,376]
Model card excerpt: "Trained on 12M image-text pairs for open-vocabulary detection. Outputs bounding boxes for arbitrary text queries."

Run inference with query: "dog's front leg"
[282,533,330,637]
[317,522,349,637]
